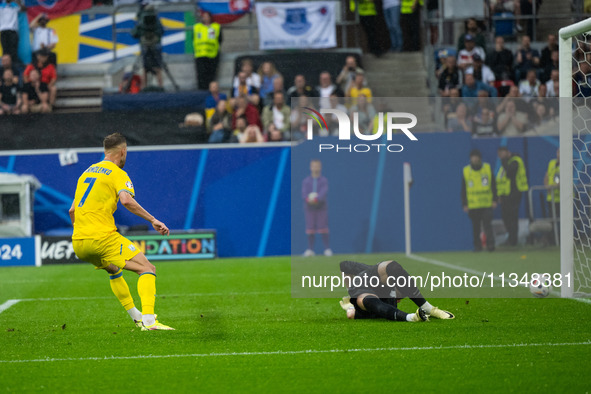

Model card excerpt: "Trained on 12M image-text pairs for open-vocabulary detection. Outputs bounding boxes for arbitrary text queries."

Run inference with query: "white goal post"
[404,162,412,256]
[559,18,591,298]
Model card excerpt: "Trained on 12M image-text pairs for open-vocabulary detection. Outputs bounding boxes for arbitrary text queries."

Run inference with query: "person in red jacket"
[24,49,57,105]
[231,94,262,130]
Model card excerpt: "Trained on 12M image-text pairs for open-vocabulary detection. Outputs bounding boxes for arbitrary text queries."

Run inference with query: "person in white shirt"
[30,13,58,65]
[545,69,558,97]
[262,91,290,134]
[465,54,495,85]
[518,69,541,100]
[316,71,337,109]
[457,34,485,71]
[232,58,261,91]
[0,0,25,63]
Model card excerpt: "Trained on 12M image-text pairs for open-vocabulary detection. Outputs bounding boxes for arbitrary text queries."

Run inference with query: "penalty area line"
[406,253,591,305]
[1,291,286,304]
[1,341,590,364]
[0,299,21,315]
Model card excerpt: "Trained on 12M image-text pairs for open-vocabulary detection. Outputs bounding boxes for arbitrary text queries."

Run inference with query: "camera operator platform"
[130,4,179,92]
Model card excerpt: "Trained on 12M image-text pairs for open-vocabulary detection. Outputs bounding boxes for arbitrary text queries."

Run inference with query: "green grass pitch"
[1,250,590,393]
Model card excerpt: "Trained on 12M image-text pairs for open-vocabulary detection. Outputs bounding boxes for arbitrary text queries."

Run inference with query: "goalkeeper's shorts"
[349,296,398,320]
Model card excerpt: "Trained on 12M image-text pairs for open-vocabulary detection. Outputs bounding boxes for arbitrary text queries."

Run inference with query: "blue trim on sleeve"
[110,271,123,280]
[139,272,156,277]
[118,189,135,197]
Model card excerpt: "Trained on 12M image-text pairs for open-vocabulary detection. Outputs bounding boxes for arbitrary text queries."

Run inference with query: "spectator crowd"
[0,0,57,115]
[202,55,377,144]
[436,17,566,137]
[2,3,587,143]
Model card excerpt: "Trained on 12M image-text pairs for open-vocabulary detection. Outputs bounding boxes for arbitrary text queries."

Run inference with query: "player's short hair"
[103,133,127,151]
[497,146,509,153]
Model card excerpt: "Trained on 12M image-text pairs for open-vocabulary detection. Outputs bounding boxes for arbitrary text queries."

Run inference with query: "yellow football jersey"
[72,160,135,240]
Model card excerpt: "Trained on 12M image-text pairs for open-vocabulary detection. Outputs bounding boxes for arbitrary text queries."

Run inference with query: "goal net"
[560,18,591,297]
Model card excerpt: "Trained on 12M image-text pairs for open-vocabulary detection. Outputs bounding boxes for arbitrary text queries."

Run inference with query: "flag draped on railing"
[197,0,251,24]
[24,0,93,21]
[113,0,251,25]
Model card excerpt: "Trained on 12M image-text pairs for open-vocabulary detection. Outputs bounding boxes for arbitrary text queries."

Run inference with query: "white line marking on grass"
[1,279,51,284]
[0,299,21,315]
[0,291,286,315]
[0,273,246,285]
[407,254,486,276]
[407,253,591,305]
[1,341,590,364]
[5,291,286,303]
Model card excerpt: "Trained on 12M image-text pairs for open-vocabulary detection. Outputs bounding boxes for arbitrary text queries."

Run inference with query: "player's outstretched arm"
[69,200,75,225]
[119,191,169,236]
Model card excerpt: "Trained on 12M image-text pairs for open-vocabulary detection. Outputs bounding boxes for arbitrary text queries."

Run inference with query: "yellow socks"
[110,269,143,321]
[109,269,135,311]
[109,269,157,324]
[137,272,156,316]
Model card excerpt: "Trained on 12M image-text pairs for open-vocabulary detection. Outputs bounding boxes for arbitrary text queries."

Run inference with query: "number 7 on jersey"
[78,177,97,207]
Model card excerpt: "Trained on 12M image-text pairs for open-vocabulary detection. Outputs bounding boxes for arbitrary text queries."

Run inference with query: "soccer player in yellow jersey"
[70,133,174,331]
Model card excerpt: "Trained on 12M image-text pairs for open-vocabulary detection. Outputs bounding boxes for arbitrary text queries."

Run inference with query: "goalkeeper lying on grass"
[339,260,455,322]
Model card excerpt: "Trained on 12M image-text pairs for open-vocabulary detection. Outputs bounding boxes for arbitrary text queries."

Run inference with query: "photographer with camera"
[131,4,164,90]
[335,56,366,94]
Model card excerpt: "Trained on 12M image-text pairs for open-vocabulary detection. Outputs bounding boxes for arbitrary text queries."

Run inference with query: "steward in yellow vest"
[400,0,423,51]
[464,162,494,209]
[193,11,222,90]
[496,154,528,196]
[350,0,383,56]
[349,0,377,15]
[544,153,560,203]
[543,150,560,244]
[193,21,221,59]
[401,0,423,15]
[496,146,528,247]
[462,149,497,251]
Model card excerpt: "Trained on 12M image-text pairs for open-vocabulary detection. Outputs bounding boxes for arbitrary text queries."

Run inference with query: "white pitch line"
[407,254,486,276]
[0,299,21,314]
[1,273,240,285]
[407,253,591,305]
[1,341,590,364]
[1,291,285,305]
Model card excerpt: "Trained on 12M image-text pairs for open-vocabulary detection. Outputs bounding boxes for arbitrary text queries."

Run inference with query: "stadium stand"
[0,0,585,141]
[429,0,585,137]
